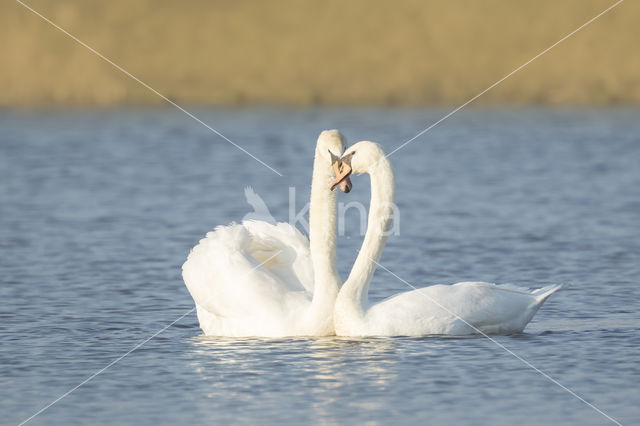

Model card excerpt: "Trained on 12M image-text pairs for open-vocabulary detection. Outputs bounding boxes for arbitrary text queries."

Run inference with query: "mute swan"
[332,141,562,337]
[182,130,352,337]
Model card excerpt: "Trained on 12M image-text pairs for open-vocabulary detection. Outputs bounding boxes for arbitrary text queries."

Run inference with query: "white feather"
[333,142,562,336]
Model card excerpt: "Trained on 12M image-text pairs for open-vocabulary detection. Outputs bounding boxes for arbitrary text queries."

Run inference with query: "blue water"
[1,107,638,425]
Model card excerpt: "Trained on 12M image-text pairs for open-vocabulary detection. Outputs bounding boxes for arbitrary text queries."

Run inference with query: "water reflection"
[186,336,405,421]
[2,108,639,425]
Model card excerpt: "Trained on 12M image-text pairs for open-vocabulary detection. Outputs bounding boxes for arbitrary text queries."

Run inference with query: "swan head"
[330,141,386,189]
[317,130,352,193]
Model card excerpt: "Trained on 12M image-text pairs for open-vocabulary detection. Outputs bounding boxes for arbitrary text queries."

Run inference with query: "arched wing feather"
[182,221,313,324]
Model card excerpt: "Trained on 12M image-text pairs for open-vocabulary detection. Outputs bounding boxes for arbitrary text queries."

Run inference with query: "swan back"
[183,221,316,336]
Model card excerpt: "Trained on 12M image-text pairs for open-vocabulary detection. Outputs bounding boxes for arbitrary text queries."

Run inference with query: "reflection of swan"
[183,130,352,337]
[333,141,562,337]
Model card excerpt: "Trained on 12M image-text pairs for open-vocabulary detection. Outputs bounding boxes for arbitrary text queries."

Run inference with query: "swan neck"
[339,157,395,313]
[308,148,340,310]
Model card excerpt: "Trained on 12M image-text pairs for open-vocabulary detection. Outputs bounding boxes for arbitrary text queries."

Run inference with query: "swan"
[332,141,562,337]
[182,130,352,337]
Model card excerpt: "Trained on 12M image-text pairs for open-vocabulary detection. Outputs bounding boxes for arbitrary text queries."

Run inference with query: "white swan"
[333,141,562,337]
[182,130,352,337]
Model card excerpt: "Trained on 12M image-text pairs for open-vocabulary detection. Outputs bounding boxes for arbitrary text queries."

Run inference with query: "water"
[1,107,638,425]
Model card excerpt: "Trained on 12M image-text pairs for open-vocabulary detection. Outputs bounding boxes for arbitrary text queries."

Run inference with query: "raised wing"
[182,221,313,324]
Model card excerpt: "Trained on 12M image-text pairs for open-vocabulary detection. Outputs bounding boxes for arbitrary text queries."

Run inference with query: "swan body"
[343,280,562,336]
[183,130,348,337]
[333,142,562,337]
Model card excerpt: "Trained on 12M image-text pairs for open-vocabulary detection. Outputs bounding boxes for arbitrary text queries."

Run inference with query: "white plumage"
[333,141,562,337]
[183,130,347,337]
[183,136,562,338]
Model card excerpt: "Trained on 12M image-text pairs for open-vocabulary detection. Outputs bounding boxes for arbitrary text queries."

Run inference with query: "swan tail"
[532,284,563,302]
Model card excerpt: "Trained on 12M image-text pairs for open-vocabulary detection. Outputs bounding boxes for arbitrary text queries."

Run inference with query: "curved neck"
[337,156,395,317]
[306,148,340,322]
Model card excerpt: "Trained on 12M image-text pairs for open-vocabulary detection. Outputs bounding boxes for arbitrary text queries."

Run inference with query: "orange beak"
[330,160,353,193]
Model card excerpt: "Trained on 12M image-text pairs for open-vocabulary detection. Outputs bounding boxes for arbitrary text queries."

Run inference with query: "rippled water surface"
[1,108,639,425]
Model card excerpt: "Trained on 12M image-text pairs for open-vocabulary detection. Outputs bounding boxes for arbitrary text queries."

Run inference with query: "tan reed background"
[1,0,638,107]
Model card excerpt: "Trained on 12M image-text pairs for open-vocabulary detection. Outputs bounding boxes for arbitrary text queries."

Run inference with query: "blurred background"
[1,0,638,108]
[2,2,640,425]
